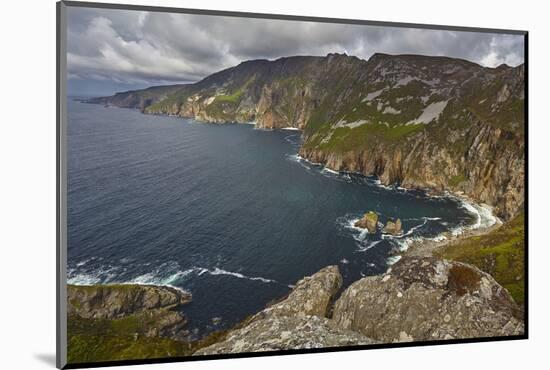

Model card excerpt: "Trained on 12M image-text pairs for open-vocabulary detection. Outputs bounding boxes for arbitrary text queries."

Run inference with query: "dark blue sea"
[67,98,478,337]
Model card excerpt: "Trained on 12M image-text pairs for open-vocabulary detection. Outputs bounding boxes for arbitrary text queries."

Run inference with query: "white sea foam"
[286,154,302,163]
[75,257,98,267]
[281,127,301,131]
[67,265,121,285]
[387,255,402,265]
[357,240,382,252]
[321,167,339,175]
[372,179,393,190]
[445,196,499,236]
[196,267,278,284]
[130,268,195,287]
[68,260,279,293]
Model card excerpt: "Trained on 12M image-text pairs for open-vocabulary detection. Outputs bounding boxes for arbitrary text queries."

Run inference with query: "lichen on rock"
[332,257,524,343]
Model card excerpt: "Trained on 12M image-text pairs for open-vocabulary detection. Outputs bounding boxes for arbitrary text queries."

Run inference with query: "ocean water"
[67,99,479,337]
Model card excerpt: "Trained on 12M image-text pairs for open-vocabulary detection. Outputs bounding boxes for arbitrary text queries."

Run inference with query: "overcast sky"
[67,6,525,96]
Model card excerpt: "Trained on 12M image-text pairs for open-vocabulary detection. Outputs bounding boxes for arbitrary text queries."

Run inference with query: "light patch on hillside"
[395,76,416,87]
[361,89,385,102]
[407,100,449,125]
[383,106,401,114]
[334,118,369,129]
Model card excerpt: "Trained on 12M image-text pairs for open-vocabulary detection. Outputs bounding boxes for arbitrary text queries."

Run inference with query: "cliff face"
[88,53,525,219]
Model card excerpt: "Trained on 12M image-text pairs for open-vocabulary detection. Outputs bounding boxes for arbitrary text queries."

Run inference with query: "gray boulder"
[332,257,524,343]
[194,315,375,355]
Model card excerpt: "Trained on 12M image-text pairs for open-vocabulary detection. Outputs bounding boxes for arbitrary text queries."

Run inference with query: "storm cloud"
[67,6,524,95]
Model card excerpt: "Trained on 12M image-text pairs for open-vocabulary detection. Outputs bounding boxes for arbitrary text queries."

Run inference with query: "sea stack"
[354,211,378,233]
[383,219,402,235]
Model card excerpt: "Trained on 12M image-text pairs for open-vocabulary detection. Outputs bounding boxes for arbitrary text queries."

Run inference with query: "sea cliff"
[88,53,525,220]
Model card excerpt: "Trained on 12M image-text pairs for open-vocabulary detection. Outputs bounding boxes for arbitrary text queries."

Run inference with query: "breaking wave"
[67,260,281,290]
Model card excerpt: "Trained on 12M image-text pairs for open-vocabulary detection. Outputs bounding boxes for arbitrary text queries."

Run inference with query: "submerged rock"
[354,211,378,233]
[332,257,524,342]
[383,218,402,235]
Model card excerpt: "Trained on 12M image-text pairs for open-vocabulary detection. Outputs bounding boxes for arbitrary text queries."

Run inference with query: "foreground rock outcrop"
[194,315,373,355]
[196,256,523,355]
[68,284,192,342]
[194,266,376,355]
[68,284,191,319]
[332,257,524,342]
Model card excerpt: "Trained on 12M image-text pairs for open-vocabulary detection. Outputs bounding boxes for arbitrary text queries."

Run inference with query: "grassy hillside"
[434,213,525,304]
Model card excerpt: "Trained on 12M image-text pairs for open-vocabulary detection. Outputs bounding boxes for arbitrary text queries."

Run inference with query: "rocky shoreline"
[66,158,524,363]
[67,228,525,362]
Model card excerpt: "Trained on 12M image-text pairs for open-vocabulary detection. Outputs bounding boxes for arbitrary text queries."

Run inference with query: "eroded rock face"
[332,257,524,343]
[194,315,374,355]
[68,284,192,320]
[354,212,378,233]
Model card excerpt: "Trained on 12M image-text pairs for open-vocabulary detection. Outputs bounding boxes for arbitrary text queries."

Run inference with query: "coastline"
[398,194,503,259]
[70,103,507,279]
[291,150,504,264]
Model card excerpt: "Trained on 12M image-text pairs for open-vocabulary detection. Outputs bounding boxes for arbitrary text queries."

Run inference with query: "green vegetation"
[305,123,423,153]
[435,213,525,304]
[68,333,189,364]
[213,89,244,104]
[448,173,467,187]
[67,314,191,364]
[365,211,378,223]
